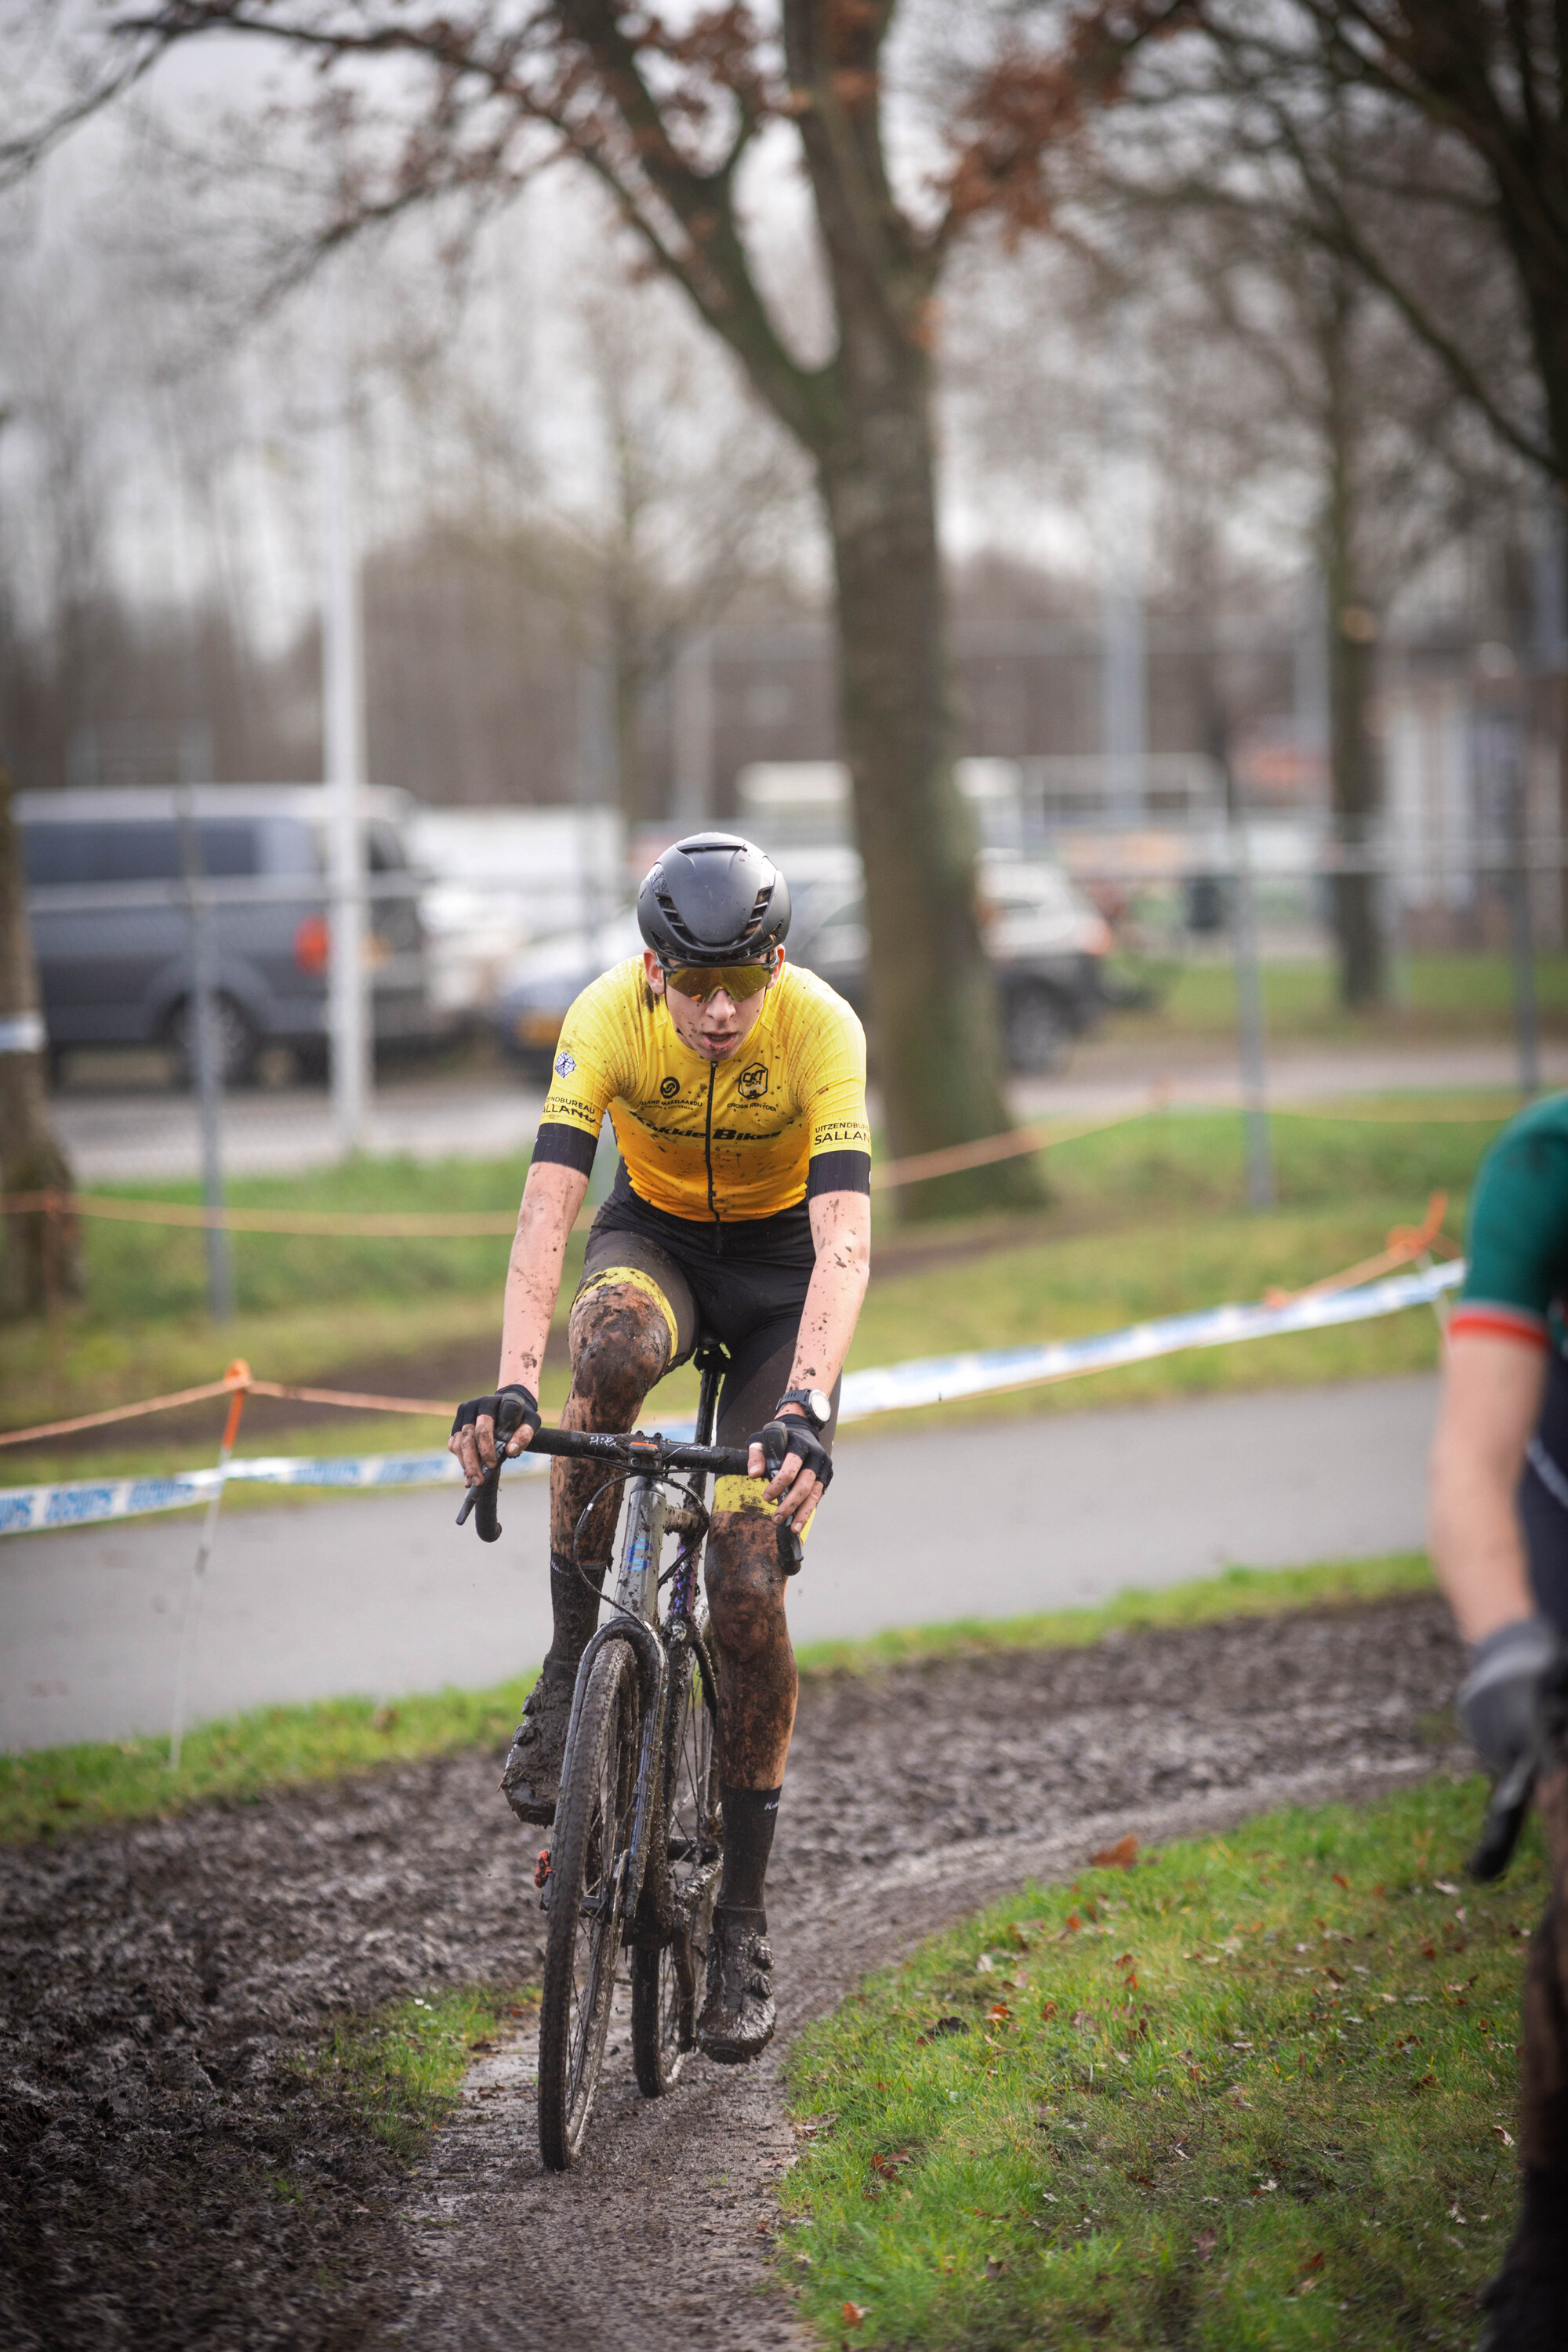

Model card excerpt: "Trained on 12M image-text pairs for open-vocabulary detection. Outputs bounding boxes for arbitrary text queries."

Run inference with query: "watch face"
[808,1388,832,1428]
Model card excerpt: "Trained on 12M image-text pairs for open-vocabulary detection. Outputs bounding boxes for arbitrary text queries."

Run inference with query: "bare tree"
[5,0,1185,1203]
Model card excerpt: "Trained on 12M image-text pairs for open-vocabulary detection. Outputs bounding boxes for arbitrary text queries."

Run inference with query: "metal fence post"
[176,790,233,1321]
[1230,818,1276,1210]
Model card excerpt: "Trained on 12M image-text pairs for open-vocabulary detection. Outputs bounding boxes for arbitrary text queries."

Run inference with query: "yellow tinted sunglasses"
[661,961,775,1004]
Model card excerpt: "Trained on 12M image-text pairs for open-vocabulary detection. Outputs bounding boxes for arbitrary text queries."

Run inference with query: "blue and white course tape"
[0,1257,1462,1537]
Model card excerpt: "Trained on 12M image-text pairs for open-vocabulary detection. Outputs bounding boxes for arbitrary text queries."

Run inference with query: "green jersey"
[1453,1091,1568,1355]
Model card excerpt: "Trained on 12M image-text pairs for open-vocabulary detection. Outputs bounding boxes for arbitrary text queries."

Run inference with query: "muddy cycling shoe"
[499,1659,577,1827]
[1479,2265,1568,2350]
[696,1906,775,2063]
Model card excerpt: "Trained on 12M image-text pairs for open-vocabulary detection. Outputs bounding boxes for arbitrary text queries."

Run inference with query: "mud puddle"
[2,1593,1464,2349]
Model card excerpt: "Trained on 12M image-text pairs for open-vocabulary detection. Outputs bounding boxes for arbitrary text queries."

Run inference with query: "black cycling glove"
[750,1415,833,1492]
[451,1382,541,1452]
[1458,1616,1564,1777]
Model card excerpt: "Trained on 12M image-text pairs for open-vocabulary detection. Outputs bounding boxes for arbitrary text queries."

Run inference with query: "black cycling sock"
[546,1552,608,1671]
[717,1784,781,1919]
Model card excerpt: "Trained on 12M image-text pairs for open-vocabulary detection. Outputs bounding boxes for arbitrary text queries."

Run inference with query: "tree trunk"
[0,764,81,1316]
[1321,273,1387,1011]
[817,358,1030,1214]
[776,0,1033,1216]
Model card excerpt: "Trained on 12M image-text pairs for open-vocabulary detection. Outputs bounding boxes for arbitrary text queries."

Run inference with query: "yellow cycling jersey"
[536,957,870,1221]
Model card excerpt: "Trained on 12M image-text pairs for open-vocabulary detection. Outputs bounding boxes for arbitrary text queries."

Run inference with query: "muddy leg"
[705,1508,797,1791]
[698,1504,795,2057]
[546,1283,671,1658]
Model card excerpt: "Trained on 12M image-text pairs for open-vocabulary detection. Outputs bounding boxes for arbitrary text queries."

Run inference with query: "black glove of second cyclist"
[750,1415,833,1493]
[451,1381,542,1472]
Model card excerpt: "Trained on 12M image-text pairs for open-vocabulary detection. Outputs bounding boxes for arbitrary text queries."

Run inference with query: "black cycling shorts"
[572,1182,840,1454]
[1521,1346,1568,1639]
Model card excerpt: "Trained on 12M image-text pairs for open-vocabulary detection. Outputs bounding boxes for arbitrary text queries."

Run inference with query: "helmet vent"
[654,886,702,951]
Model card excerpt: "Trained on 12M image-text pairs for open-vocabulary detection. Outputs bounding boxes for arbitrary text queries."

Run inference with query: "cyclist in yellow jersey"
[450,833,871,2061]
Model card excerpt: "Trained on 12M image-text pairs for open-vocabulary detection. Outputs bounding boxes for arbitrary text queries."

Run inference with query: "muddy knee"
[566,1283,671,1426]
[706,1515,790,1663]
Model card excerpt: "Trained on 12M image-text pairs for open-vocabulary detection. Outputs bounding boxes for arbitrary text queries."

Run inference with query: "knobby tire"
[537,1639,639,2172]
[630,1625,720,2096]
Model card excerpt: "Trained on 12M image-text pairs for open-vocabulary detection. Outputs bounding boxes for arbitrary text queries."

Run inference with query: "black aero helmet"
[637,832,790,965]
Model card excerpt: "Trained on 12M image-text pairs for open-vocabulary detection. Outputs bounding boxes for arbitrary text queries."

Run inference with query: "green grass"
[0,1677,535,1844]
[1116,952,1568,1040]
[2,1553,1435,1842]
[782,1777,1530,2349]
[790,1554,1434,1677]
[302,1982,534,2166]
[1,1097,1503,1482]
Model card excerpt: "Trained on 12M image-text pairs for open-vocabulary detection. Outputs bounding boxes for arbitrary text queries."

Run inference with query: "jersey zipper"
[704,1064,720,1240]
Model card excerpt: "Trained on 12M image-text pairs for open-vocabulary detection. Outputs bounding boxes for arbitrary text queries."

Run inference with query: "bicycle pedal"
[535,1846,552,1889]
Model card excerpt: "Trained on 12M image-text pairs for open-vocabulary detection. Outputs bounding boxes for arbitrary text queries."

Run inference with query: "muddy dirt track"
[2,1595,1467,2351]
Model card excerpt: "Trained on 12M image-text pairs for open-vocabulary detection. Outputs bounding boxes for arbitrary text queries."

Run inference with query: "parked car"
[20,786,437,1086]
[493,851,1110,1078]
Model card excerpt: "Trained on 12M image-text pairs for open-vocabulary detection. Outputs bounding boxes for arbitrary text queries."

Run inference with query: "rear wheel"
[537,1641,639,2170]
[631,1628,720,2096]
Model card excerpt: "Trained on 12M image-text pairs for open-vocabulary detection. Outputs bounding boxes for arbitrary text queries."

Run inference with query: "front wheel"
[537,1640,639,2171]
[630,1632,720,2096]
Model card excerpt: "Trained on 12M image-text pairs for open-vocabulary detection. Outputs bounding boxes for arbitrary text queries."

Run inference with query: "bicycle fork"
[545,1479,669,1922]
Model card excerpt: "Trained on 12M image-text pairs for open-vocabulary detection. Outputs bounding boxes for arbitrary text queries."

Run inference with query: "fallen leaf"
[986,2002,1011,2023]
[975,1952,996,1973]
[1008,1922,1033,1951]
[1040,1998,1058,2020]
[1195,2229,1218,2260]
[1332,1871,1349,1888]
[1091,1834,1139,1869]
[1494,2124,1515,2147]
[841,2302,867,2326]
[985,2257,1008,2278]
[1225,2085,1251,2107]
[931,2016,967,2038]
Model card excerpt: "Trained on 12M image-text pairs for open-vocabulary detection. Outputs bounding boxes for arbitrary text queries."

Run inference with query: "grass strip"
[298,1983,536,2169]
[0,1677,533,1846]
[792,1553,1433,1677]
[781,1776,1532,2350]
[1,1554,1436,1844]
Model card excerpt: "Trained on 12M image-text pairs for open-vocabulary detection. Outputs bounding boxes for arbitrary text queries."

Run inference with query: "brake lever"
[456,1393,525,1542]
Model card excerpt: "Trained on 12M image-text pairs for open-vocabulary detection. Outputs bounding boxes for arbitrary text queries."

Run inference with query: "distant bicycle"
[459,1346,785,2170]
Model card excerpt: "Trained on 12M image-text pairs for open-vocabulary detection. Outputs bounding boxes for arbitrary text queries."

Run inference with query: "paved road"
[1,1374,1437,1752]
[52,1038,1556,1182]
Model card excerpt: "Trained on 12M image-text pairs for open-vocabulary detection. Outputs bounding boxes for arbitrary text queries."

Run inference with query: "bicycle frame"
[545,1345,732,1936]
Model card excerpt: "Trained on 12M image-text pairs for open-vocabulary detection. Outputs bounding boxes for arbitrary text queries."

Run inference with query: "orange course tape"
[0,1366,459,1450]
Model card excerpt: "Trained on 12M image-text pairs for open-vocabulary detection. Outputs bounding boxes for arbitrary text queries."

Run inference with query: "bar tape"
[0,1258,1463,1538]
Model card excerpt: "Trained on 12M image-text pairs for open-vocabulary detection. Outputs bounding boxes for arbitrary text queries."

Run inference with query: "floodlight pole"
[321,263,370,1155]
[1100,300,1149,827]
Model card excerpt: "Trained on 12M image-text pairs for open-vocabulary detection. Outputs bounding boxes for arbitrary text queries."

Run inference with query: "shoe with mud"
[695,1906,775,2063]
[1479,2265,1568,2350]
[499,1659,576,1827]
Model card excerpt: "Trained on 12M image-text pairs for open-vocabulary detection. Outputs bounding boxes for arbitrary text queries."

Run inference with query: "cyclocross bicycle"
[458,1347,786,2171]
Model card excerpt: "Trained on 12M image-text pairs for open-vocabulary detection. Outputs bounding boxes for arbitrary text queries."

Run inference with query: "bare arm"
[1429,1331,1548,1641]
[448,1157,590,1480]
[748,1187,872,1529]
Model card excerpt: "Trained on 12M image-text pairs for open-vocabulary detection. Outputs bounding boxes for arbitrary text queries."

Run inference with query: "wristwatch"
[776,1385,833,1430]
